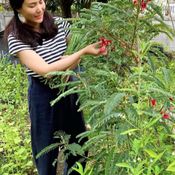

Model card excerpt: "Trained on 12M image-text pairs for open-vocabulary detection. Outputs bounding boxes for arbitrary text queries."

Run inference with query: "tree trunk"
[81,0,92,9]
[56,148,64,175]
[59,0,74,18]
[97,0,108,3]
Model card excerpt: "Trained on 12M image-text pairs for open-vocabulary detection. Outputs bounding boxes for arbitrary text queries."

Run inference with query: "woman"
[4,0,106,175]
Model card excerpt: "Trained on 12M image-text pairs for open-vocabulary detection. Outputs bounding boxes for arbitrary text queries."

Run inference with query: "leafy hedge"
[0,58,37,175]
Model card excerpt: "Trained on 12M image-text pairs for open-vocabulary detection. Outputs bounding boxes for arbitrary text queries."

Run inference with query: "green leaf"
[104,93,125,115]
[144,149,157,158]
[105,148,116,175]
[67,143,84,156]
[79,100,106,112]
[162,67,171,86]
[166,161,175,172]
[140,41,153,58]
[139,72,165,89]
[148,87,174,98]
[36,143,61,159]
[132,139,141,154]
[50,87,84,106]
[144,117,161,128]
[94,112,121,129]
[116,163,132,169]
[152,151,165,165]
[72,162,84,174]
[120,128,139,135]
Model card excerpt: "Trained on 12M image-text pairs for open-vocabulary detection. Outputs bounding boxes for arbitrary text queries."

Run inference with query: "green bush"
[0,58,37,175]
[48,0,175,174]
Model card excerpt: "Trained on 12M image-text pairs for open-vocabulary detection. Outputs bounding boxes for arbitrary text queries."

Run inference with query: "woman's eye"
[28,4,35,8]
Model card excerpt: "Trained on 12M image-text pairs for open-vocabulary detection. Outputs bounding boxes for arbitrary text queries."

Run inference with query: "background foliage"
[1,0,175,175]
[48,0,175,174]
[0,58,37,175]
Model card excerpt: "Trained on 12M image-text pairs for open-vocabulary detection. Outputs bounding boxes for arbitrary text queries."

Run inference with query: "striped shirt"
[8,17,70,78]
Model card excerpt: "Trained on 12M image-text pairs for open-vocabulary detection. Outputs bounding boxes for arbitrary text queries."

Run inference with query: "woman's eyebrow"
[26,1,38,5]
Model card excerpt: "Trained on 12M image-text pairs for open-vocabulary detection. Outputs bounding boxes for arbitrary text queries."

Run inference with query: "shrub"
[0,58,37,175]
[48,0,175,174]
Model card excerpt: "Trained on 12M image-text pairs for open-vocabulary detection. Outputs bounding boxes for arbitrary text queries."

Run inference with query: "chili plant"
[46,0,175,174]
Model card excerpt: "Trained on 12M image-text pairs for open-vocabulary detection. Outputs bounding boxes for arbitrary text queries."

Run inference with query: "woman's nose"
[36,5,43,13]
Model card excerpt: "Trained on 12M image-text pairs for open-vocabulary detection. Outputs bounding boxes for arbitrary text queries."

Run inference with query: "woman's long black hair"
[4,0,58,47]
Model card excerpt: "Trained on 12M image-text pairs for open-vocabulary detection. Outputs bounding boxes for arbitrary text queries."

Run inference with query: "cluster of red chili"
[99,37,112,54]
[150,97,174,120]
[133,0,151,11]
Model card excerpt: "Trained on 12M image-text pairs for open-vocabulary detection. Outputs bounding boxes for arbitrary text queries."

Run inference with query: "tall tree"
[59,0,74,18]
[46,0,108,18]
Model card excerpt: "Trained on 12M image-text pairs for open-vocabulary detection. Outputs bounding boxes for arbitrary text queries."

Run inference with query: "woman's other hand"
[83,42,108,56]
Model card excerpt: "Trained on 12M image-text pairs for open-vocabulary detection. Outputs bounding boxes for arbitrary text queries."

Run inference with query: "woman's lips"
[35,15,43,20]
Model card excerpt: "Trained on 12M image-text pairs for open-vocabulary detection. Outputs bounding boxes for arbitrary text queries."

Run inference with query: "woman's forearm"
[61,56,81,70]
[18,42,101,77]
[45,49,85,74]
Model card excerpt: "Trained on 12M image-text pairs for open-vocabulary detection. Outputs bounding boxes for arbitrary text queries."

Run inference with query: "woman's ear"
[17,12,26,23]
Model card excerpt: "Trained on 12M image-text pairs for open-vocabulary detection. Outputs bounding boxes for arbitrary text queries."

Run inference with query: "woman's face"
[18,0,46,29]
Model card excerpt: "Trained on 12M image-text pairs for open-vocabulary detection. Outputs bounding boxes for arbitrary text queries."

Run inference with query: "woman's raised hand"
[83,42,108,56]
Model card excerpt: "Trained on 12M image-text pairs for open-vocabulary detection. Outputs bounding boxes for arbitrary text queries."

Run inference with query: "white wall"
[0,0,6,3]
[0,12,13,31]
[153,1,175,51]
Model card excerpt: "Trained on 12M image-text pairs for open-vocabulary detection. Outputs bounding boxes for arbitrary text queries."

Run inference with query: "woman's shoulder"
[53,16,64,22]
[8,33,28,45]
[8,32,32,55]
[8,33,22,44]
[53,16,70,27]
[8,32,16,39]
[53,16,71,37]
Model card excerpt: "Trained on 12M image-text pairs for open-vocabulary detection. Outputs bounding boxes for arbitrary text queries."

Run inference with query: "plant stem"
[131,0,141,50]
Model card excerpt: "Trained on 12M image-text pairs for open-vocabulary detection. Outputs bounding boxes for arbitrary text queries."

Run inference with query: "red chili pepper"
[162,113,170,119]
[141,1,147,10]
[151,98,156,107]
[99,37,112,47]
[99,37,112,53]
[133,0,151,11]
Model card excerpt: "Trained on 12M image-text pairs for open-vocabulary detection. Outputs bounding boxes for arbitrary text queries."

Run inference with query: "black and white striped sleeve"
[62,19,71,37]
[54,17,71,37]
[8,34,32,55]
